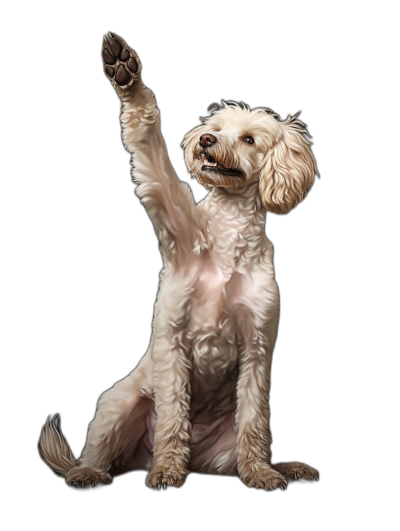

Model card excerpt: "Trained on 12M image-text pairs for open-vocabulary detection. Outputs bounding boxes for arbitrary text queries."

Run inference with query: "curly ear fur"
[259,114,318,214]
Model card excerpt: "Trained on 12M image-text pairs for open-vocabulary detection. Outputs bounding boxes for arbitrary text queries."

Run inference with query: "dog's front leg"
[145,325,192,489]
[236,309,287,490]
[102,33,202,262]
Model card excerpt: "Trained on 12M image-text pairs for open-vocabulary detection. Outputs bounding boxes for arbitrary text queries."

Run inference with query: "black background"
[21,11,349,526]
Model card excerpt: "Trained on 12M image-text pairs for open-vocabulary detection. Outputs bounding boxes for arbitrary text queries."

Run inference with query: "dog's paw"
[102,32,141,89]
[273,461,319,481]
[66,466,112,488]
[240,463,288,491]
[145,465,187,490]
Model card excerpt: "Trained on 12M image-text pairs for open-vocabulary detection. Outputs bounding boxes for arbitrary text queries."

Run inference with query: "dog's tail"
[38,414,77,477]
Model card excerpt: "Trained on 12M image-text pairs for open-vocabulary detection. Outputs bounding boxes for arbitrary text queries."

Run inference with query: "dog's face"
[183,101,318,214]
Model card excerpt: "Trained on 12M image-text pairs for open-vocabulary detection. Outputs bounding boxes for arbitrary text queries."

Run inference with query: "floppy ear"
[259,114,319,214]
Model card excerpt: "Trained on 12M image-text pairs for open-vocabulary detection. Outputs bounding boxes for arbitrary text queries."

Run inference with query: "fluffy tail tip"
[38,414,77,477]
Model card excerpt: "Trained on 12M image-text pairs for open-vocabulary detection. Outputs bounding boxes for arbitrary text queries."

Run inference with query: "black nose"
[199,134,217,147]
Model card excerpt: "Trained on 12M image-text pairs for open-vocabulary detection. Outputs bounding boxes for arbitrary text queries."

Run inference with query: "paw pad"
[102,35,138,87]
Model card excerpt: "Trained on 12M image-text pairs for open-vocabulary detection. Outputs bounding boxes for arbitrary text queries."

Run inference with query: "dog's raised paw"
[102,32,140,88]
[66,466,112,488]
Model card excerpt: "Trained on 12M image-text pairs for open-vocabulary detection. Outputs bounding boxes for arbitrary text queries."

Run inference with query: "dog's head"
[182,101,319,214]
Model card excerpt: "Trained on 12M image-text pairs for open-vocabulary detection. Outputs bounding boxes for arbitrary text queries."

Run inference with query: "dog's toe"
[146,466,187,489]
[66,466,112,488]
[240,464,288,492]
[272,461,319,482]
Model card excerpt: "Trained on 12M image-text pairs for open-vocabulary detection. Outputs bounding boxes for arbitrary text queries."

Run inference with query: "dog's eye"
[245,136,254,144]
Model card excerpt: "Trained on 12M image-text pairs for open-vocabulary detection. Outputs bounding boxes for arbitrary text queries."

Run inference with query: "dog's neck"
[214,180,260,197]
[201,181,268,270]
[208,181,265,217]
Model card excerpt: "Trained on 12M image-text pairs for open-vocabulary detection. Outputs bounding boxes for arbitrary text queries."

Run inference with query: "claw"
[157,483,161,490]
[163,483,167,490]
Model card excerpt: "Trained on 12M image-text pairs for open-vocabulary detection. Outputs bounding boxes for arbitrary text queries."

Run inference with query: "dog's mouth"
[201,153,243,177]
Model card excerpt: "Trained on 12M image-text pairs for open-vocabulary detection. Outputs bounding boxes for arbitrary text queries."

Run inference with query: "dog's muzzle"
[195,133,244,179]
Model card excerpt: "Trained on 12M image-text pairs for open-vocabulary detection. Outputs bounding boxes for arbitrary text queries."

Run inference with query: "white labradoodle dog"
[39,32,319,491]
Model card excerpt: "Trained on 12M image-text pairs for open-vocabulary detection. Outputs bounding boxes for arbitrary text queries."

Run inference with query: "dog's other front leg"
[145,319,192,489]
[235,281,288,491]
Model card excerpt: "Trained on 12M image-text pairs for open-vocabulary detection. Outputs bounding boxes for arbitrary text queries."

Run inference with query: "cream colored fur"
[38,33,319,491]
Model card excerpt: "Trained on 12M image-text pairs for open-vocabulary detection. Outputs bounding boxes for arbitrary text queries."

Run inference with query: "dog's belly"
[189,407,237,475]
[116,399,238,475]
[189,374,238,474]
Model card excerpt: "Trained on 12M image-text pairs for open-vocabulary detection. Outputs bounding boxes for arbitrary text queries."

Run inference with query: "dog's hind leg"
[39,355,154,487]
[74,355,154,484]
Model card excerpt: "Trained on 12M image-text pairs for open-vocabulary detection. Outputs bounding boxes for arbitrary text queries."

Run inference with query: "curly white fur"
[38,33,319,491]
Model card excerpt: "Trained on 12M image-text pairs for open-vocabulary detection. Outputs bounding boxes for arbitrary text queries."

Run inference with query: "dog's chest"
[189,249,246,380]
[190,231,246,328]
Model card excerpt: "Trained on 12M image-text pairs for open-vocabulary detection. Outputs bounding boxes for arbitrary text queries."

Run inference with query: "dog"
[38,32,319,491]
